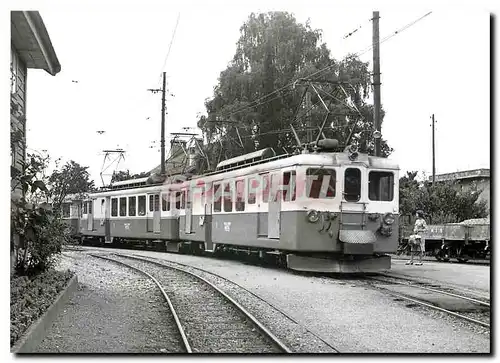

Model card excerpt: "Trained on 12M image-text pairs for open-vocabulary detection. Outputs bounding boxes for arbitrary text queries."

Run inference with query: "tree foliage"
[11,154,69,276]
[48,161,96,209]
[197,12,392,170]
[399,171,489,224]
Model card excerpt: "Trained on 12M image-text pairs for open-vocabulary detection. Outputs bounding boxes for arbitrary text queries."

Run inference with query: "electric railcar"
[63,144,400,273]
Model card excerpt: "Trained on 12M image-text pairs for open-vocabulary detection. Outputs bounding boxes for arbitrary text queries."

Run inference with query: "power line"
[355,11,433,57]
[154,12,181,87]
[343,17,372,39]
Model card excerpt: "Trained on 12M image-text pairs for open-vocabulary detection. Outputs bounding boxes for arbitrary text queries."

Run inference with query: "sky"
[11,1,494,187]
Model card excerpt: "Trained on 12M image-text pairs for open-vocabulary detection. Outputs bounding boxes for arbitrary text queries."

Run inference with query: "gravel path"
[34,252,185,353]
[96,248,490,353]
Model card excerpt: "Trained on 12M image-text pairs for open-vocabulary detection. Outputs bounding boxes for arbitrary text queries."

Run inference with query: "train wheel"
[433,248,442,261]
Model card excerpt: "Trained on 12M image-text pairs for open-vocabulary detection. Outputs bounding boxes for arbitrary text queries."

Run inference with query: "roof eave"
[22,11,61,76]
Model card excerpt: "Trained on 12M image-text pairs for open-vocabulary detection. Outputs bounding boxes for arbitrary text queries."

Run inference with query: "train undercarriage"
[77,235,392,273]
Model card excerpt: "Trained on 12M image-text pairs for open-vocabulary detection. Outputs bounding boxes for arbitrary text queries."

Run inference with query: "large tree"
[48,161,96,209]
[198,12,392,170]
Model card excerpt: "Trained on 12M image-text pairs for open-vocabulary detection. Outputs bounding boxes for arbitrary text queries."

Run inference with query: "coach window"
[248,177,257,204]
[119,197,127,216]
[223,182,233,212]
[181,190,186,209]
[213,183,221,212]
[88,201,93,214]
[111,198,118,217]
[62,203,70,218]
[175,191,181,210]
[129,196,136,216]
[149,195,154,212]
[236,179,245,211]
[162,193,168,211]
[154,194,160,211]
[307,168,336,199]
[283,171,296,201]
[138,196,146,216]
[369,171,394,201]
[344,168,361,202]
[262,174,270,203]
[83,202,88,214]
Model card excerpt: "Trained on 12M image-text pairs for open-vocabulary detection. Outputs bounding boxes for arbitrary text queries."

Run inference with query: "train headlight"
[307,210,320,223]
[383,212,395,225]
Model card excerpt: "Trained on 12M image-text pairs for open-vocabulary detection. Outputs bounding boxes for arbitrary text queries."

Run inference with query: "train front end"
[284,146,400,273]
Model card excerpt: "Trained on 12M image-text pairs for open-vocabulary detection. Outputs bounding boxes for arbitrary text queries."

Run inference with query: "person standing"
[406,210,428,265]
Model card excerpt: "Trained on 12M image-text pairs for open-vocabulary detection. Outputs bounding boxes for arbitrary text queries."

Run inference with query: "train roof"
[85,150,399,198]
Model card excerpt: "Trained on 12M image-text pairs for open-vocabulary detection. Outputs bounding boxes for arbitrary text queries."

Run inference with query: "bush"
[10,269,74,347]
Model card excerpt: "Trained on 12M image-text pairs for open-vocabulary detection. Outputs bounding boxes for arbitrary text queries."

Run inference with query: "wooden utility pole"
[372,11,382,157]
[160,72,166,175]
[148,72,167,176]
[431,114,436,184]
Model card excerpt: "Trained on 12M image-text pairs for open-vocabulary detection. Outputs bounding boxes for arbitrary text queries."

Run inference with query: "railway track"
[91,253,292,353]
[116,251,340,352]
[364,275,490,328]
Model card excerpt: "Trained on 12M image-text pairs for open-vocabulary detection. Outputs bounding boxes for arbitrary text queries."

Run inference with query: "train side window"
[129,196,136,216]
[248,177,257,204]
[369,171,394,201]
[175,191,181,210]
[138,196,146,216]
[154,194,160,211]
[224,182,233,212]
[262,174,269,203]
[236,179,245,211]
[167,193,171,211]
[283,171,296,201]
[162,193,168,211]
[88,201,93,214]
[213,184,221,212]
[181,190,186,209]
[119,197,127,216]
[62,203,70,218]
[83,202,88,214]
[344,168,361,202]
[111,198,118,217]
[149,195,154,212]
[307,168,336,199]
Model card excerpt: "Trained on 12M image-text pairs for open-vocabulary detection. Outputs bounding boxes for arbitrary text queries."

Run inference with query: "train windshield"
[368,171,394,201]
[344,168,361,202]
[306,168,336,198]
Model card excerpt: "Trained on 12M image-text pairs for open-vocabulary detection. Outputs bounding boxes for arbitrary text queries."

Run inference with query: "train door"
[87,199,94,231]
[104,197,111,243]
[268,173,281,239]
[147,194,161,233]
[184,190,192,234]
[257,173,269,236]
[340,167,366,215]
[204,182,214,251]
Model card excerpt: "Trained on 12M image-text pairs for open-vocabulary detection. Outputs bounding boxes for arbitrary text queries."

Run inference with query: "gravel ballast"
[109,254,283,353]
[98,247,490,353]
[33,252,185,353]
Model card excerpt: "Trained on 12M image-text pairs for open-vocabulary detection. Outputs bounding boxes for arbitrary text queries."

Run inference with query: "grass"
[10,269,74,347]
